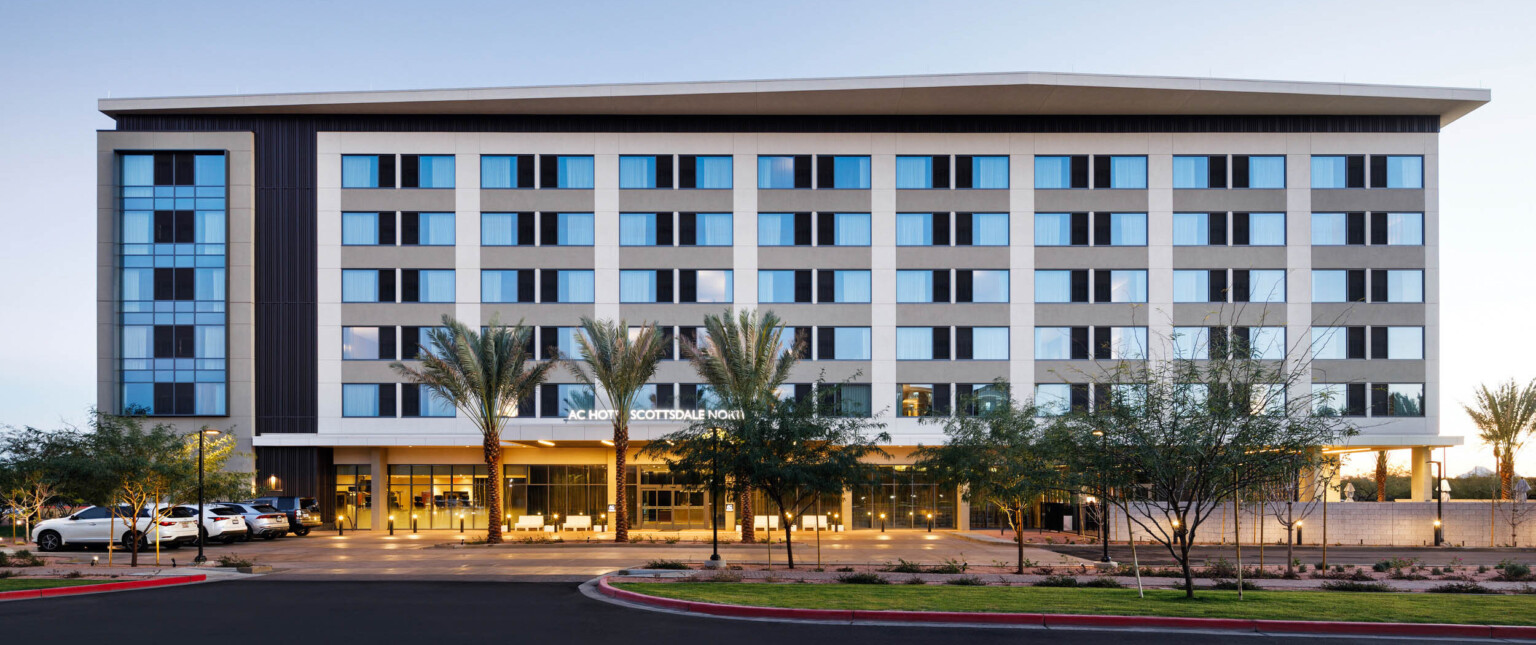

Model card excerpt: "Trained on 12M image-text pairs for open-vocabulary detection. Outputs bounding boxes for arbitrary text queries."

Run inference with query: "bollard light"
[927,513,934,533]
[91,556,98,567]
[879,512,886,533]
[459,513,464,533]
[412,514,418,533]
[337,515,346,536]
[1296,520,1304,545]
[1433,519,1444,546]
[389,515,395,536]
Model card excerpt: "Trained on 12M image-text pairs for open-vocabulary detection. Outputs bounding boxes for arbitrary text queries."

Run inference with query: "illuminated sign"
[566,409,744,422]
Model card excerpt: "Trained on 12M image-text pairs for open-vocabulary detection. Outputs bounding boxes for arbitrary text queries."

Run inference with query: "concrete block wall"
[1106,501,1536,548]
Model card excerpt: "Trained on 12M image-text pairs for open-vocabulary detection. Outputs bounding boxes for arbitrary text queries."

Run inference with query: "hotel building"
[96,72,1487,531]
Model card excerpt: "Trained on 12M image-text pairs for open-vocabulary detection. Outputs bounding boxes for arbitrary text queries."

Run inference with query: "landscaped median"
[600,577,1536,639]
[0,574,206,602]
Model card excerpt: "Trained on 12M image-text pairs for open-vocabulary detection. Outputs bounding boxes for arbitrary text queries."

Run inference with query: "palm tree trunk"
[614,421,629,543]
[1375,451,1388,502]
[1502,449,1515,501]
[484,435,503,544]
[739,488,755,543]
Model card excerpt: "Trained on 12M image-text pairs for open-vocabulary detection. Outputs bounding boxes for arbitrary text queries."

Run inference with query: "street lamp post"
[707,427,723,569]
[1430,460,1444,546]
[193,427,221,564]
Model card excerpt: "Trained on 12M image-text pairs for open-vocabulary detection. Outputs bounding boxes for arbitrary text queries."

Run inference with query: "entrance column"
[840,486,854,530]
[956,485,970,531]
[369,447,388,531]
[1409,446,1433,502]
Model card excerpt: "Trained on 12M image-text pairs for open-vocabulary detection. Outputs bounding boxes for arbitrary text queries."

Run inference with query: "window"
[619,270,661,303]
[826,213,871,246]
[481,270,529,303]
[402,326,451,360]
[1238,156,1286,189]
[1377,156,1423,188]
[342,212,385,245]
[964,270,1009,303]
[1107,156,1147,189]
[1107,327,1147,360]
[1312,326,1350,360]
[831,384,872,417]
[548,270,596,303]
[1171,327,1209,359]
[342,384,391,417]
[1244,213,1285,246]
[405,270,455,303]
[688,156,733,189]
[1172,213,1209,245]
[1313,384,1349,416]
[758,270,799,304]
[342,270,385,302]
[896,156,936,189]
[620,213,664,246]
[831,327,871,360]
[548,328,588,360]
[1384,384,1425,416]
[1245,327,1286,360]
[899,384,937,417]
[1108,213,1147,246]
[896,213,935,245]
[895,270,938,303]
[406,385,455,418]
[1311,155,1364,189]
[1172,156,1211,188]
[1312,213,1348,245]
[403,155,454,188]
[823,156,870,189]
[757,156,800,189]
[1035,328,1074,360]
[1034,156,1078,189]
[1035,213,1074,246]
[555,384,596,418]
[548,156,594,189]
[968,213,1009,245]
[896,328,942,360]
[968,327,1009,360]
[480,213,531,246]
[480,155,533,189]
[1035,270,1074,303]
[1246,270,1287,303]
[619,155,666,189]
[1383,213,1424,245]
[1382,270,1424,303]
[1312,270,1349,303]
[692,270,733,303]
[342,155,391,188]
[1249,384,1287,416]
[1384,327,1424,359]
[545,213,593,246]
[691,213,733,246]
[1035,384,1071,416]
[823,270,871,303]
[757,213,808,246]
[342,327,387,360]
[403,212,455,246]
[1107,270,1148,303]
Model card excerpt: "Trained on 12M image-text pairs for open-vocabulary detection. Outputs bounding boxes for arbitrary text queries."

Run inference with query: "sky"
[1,0,1533,479]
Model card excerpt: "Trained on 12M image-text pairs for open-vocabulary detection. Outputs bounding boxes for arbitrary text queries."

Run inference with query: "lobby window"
[342,384,394,418]
[401,155,454,188]
[818,155,871,189]
[896,270,948,303]
[1035,327,1085,361]
[1373,155,1423,188]
[1379,326,1424,359]
[1172,212,1219,245]
[818,270,871,304]
[1100,156,1147,189]
[1372,383,1425,417]
[1237,269,1287,303]
[958,269,1008,303]
[1172,155,1224,188]
[899,384,941,417]
[896,213,944,246]
[342,326,395,360]
[758,270,810,304]
[342,269,391,303]
[1035,270,1087,303]
[757,156,808,189]
[1376,270,1423,303]
[1098,270,1148,303]
[896,327,949,360]
[342,212,390,245]
[680,270,733,303]
[1311,212,1360,246]
[1377,212,1424,245]
[896,156,944,189]
[481,269,533,304]
[815,327,872,361]
[1311,155,1365,189]
[1034,156,1085,189]
[401,269,454,303]
[680,155,732,189]
[541,213,594,246]
[481,155,534,189]
[1035,213,1080,246]
[1235,213,1285,246]
[959,213,1009,246]
[402,384,456,418]
[540,155,595,189]
[481,212,535,246]
[819,212,871,246]
[957,327,1008,360]
[620,270,671,303]
[620,213,668,246]
[542,270,596,303]
[1233,156,1285,189]
[684,213,733,246]
[1171,327,1209,360]
[342,154,393,188]
[619,155,673,189]
[402,212,455,246]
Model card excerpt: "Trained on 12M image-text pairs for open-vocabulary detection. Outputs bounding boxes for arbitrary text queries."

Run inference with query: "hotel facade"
[96,73,1487,532]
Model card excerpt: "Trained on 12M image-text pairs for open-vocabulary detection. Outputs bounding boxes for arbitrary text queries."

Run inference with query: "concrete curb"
[0,574,207,602]
[596,577,1536,639]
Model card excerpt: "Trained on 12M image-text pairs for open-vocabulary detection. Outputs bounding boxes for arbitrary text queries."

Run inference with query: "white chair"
[513,515,545,531]
[802,515,828,531]
[753,515,780,531]
[563,515,593,532]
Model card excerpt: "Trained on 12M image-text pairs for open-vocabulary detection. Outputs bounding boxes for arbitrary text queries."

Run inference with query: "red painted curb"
[601,578,1536,639]
[0,575,206,602]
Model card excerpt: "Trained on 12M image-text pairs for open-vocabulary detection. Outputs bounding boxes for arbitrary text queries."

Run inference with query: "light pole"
[193,427,221,564]
[707,427,723,568]
[1430,460,1444,546]
[1093,429,1110,562]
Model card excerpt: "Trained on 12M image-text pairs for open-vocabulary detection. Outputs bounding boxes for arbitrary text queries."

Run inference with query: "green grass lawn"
[613,583,1536,626]
[0,578,109,592]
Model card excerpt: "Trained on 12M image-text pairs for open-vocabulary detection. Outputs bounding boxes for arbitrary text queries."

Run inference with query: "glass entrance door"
[638,486,708,530]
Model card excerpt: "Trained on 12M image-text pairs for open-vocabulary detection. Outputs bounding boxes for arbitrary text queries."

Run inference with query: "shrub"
[693,570,743,583]
[1202,557,1237,578]
[1390,571,1428,581]
[62,570,84,579]
[1478,564,1489,574]
[902,576,927,585]
[885,559,925,573]
[4,550,43,567]
[0,569,14,579]
[645,559,690,570]
[1081,576,1123,589]
[215,553,255,568]
[835,566,855,572]
[927,558,967,574]
[1496,562,1532,581]
[1210,579,1260,591]
[1430,567,1443,576]
[1033,574,1079,588]
[1333,564,1345,574]
[945,576,987,586]
[837,572,889,585]
[663,537,679,545]
[1428,582,1497,594]
[1320,580,1396,592]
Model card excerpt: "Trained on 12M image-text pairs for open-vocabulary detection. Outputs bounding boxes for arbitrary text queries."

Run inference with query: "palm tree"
[680,309,800,542]
[1464,380,1536,500]
[1375,450,1389,502]
[564,317,668,543]
[392,314,552,544]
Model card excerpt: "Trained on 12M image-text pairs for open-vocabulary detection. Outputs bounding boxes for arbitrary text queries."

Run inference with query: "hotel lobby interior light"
[537,439,555,447]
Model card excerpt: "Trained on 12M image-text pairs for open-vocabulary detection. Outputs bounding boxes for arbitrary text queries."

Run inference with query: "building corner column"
[1409,446,1433,502]
[369,447,389,531]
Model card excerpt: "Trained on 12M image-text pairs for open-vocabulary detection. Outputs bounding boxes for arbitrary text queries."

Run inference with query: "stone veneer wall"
[1105,501,1536,548]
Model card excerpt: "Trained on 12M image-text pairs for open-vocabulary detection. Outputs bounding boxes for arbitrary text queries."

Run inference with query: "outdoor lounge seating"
[752,515,780,530]
[801,515,829,531]
[562,515,593,531]
[513,515,544,531]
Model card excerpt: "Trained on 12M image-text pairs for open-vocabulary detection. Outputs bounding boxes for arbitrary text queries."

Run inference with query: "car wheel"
[239,532,251,542]
[221,535,237,545]
[293,526,310,537]
[122,531,147,551]
[35,530,62,552]
[261,532,277,540]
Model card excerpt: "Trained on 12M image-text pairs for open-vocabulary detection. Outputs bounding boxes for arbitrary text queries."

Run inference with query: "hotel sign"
[565,409,745,422]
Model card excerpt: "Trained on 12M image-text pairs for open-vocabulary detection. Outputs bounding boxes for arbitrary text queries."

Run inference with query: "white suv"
[178,504,248,544]
[32,505,199,551]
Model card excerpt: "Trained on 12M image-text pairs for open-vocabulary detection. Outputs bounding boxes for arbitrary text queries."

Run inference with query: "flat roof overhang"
[98,71,1489,127]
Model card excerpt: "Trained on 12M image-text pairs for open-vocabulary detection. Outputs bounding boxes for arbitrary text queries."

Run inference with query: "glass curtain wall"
[387,465,491,529]
[504,465,608,527]
[851,466,956,529]
[334,465,372,529]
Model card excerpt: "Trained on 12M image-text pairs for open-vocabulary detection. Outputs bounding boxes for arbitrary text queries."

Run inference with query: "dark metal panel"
[253,446,335,520]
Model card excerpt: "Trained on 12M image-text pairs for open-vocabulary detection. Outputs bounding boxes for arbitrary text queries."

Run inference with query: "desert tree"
[1464,379,1536,501]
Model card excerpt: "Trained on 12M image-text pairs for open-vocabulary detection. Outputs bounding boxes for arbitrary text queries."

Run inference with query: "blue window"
[695,156,733,189]
[416,213,456,246]
[1385,213,1423,245]
[1311,326,1348,360]
[417,270,455,303]
[195,155,225,186]
[551,328,588,359]
[829,271,871,303]
[1035,384,1071,416]
[1246,327,1286,360]
[694,270,733,303]
[1109,213,1147,246]
[554,156,594,188]
[122,155,154,186]
[342,384,385,417]
[1311,270,1348,302]
[972,213,1009,245]
[481,270,521,303]
[1311,156,1349,188]
[1035,271,1072,303]
[1108,270,1147,303]
[1034,328,1073,360]
[758,270,798,303]
[970,328,1009,360]
[620,213,661,246]
[896,213,933,245]
[619,271,658,303]
[1247,270,1286,303]
[758,156,796,189]
[895,157,933,189]
[1312,213,1347,245]
[416,388,456,417]
[830,213,871,246]
[481,213,520,246]
[1034,213,1072,246]
[694,213,733,246]
[972,156,1009,189]
[1108,327,1147,360]
[1247,213,1285,246]
[342,155,382,188]
[619,156,659,188]
[1384,156,1423,188]
[342,212,382,245]
[971,270,1009,303]
[829,156,871,189]
[1248,156,1286,188]
[342,270,381,302]
[1172,156,1210,188]
[555,270,596,303]
[1173,213,1209,245]
[1109,156,1147,189]
[1034,156,1072,189]
[557,384,596,417]
[1172,327,1210,360]
[555,213,594,246]
[896,328,934,360]
[195,268,225,301]
[831,328,872,360]
[895,271,934,303]
[416,156,455,188]
[480,155,518,188]
[1173,270,1209,303]
[1386,327,1424,359]
[757,213,795,246]
[341,327,382,360]
[1385,270,1423,302]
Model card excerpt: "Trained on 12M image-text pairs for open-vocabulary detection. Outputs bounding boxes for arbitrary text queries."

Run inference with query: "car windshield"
[166,507,198,518]
[299,498,317,511]
[252,505,281,513]
[209,507,241,516]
